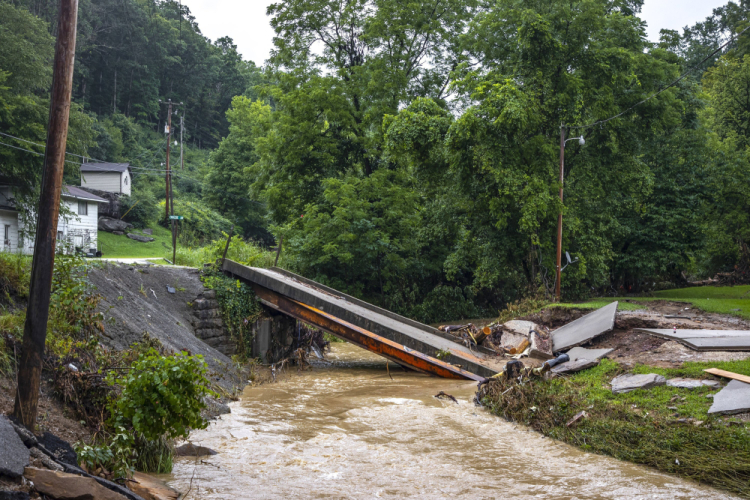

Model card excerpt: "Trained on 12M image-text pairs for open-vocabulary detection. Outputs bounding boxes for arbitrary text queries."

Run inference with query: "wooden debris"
[566,411,588,427]
[704,368,750,385]
[434,391,458,404]
[509,339,529,355]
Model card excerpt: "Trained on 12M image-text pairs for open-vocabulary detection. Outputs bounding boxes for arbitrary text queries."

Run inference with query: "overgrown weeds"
[0,253,31,305]
[169,233,277,268]
[477,359,750,497]
[495,293,549,324]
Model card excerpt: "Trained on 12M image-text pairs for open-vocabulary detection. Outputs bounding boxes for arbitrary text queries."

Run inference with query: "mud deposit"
[166,343,739,499]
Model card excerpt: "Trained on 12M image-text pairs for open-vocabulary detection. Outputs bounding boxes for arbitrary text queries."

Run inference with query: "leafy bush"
[159,199,232,246]
[107,349,213,442]
[49,253,104,342]
[120,192,159,229]
[168,233,277,268]
[201,269,262,359]
[0,253,31,305]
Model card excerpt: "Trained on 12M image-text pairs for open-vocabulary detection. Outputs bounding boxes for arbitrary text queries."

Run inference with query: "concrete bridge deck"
[223,261,504,380]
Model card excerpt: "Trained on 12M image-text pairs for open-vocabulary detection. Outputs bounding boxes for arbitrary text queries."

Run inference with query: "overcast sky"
[181,0,729,66]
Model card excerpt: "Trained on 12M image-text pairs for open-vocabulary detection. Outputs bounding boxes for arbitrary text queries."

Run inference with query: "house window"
[3,225,9,248]
[78,201,88,216]
[124,176,129,185]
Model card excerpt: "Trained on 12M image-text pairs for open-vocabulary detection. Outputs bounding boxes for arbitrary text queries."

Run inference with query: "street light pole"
[555,125,585,302]
[556,125,565,301]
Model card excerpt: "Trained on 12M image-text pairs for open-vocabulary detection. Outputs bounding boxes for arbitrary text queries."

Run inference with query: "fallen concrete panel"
[552,358,599,374]
[611,373,666,394]
[708,380,750,415]
[565,346,613,361]
[666,378,720,389]
[551,302,618,352]
[635,328,750,351]
[223,261,503,379]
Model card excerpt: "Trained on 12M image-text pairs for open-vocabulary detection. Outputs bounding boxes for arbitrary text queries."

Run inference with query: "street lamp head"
[579,136,585,146]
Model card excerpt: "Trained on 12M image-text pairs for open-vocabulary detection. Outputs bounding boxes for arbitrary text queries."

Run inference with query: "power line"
[569,24,750,131]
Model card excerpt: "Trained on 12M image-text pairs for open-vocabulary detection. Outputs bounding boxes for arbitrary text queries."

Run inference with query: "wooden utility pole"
[180,113,184,170]
[14,0,79,430]
[164,99,173,220]
[555,125,565,302]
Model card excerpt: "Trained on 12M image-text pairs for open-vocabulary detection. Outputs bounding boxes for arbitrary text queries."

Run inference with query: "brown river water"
[166,343,738,499]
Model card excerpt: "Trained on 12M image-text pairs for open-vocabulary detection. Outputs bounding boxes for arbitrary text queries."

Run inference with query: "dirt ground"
[523,301,750,368]
[0,377,92,445]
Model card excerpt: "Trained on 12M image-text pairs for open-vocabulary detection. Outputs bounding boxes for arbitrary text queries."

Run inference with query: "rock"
[127,472,179,500]
[552,358,599,374]
[201,396,231,418]
[611,373,667,394]
[30,447,63,471]
[38,432,78,466]
[126,233,155,243]
[708,380,750,415]
[0,416,30,478]
[666,378,721,390]
[174,442,218,457]
[98,217,131,233]
[142,228,153,235]
[112,231,124,236]
[23,467,128,500]
[0,492,30,500]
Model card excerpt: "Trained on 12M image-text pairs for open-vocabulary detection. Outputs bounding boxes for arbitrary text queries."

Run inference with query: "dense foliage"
[2,0,750,321]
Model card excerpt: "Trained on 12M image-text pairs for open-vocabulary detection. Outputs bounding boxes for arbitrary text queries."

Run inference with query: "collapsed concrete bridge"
[223,260,506,381]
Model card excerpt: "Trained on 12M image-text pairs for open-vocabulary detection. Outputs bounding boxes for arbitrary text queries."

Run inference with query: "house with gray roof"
[0,185,106,255]
[80,162,132,196]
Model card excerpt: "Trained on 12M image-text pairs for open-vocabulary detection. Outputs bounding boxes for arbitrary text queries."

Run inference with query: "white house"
[0,185,106,255]
[80,162,132,196]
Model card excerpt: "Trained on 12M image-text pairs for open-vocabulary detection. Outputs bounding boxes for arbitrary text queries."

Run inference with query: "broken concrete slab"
[24,467,128,500]
[635,328,750,351]
[666,378,721,389]
[708,380,750,415]
[503,320,537,336]
[499,331,527,350]
[552,302,618,352]
[552,358,599,374]
[0,416,29,478]
[565,346,613,361]
[528,330,554,360]
[611,373,666,394]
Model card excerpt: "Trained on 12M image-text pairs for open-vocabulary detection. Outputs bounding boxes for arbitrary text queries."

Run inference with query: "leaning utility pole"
[163,99,173,220]
[14,0,79,430]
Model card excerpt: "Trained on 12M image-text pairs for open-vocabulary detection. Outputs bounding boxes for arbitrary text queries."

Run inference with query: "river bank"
[166,342,741,499]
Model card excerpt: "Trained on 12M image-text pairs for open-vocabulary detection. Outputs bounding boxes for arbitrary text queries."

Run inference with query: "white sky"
[181,0,730,66]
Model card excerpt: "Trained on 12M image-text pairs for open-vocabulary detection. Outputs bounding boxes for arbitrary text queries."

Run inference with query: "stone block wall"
[191,289,236,356]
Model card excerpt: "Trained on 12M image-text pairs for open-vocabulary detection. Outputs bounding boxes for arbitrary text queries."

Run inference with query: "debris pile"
[0,413,180,500]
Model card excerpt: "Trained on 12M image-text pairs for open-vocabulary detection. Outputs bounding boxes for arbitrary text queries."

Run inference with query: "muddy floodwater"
[167,343,739,499]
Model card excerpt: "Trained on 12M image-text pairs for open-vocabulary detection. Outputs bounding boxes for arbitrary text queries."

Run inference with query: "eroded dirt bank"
[165,343,740,499]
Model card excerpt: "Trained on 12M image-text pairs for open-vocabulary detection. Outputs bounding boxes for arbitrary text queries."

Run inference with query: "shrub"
[120,192,159,229]
[0,253,31,305]
[159,200,232,246]
[106,349,214,473]
[168,233,277,268]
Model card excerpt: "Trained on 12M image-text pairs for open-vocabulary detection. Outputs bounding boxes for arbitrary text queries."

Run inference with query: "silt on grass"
[477,359,750,498]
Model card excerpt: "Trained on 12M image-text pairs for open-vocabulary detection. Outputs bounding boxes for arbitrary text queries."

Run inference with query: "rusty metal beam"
[251,283,484,381]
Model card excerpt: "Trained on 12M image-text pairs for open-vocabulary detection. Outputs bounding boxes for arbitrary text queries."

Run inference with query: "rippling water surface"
[167,343,738,499]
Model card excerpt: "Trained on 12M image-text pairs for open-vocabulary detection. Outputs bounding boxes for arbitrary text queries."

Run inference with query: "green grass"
[479,358,750,497]
[98,225,174,259]
[552,298,644,311]
[639,285,750,319]
[554,286,750,318]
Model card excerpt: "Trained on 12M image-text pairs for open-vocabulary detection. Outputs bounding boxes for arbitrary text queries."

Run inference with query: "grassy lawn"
[479,358,750,497]
[97,225,173,259]
[554,286,750,319]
